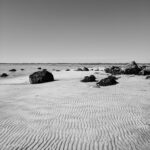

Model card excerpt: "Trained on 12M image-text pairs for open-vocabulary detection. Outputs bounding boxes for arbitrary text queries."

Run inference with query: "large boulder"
[29,69,54,84]
[123,61,141,75]
[105,66,122,75]
[1,73,8,77]
[139,67,150,75]
[82,67,89,71]
[96,76,118,86]
[81,75,96,82]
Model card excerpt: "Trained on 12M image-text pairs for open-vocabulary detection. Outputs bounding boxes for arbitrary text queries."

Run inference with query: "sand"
[0,69,150,150]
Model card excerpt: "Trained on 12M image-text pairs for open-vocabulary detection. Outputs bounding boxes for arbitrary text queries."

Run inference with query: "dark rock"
[82,67,89,71]
[66,69,70,71]
[9,69,16,72]
[29,69,54,84]
[56,69,60,71]
[81,75,96,82]
[123,61,141,75]
[139,67,150,75]
[1,73,8,77]
[96,76,118,86]
[104,66,122,75]
[75,68,83,71]
[21,69,24,71]
[146,75,150,79]
[37,67,42,70]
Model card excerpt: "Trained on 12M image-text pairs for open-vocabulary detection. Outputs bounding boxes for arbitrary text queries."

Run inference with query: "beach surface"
[0,65,150,150]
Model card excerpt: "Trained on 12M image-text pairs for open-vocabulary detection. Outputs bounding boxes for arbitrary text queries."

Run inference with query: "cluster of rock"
[75,67,89,71]
[29,69,54,84]
[81,75,96,82]
[105,61,150,76]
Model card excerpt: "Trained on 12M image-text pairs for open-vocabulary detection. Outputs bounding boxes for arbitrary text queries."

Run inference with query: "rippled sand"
[0,71,150,150]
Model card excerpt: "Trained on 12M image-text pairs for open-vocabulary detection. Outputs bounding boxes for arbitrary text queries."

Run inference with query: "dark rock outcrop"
[29,69,54,84]
[1,73,8,77]
[82,67,89,71]
[139,67,150,75]
[81,75,96,82]
[123,61,141,75]
[9,69,16,72]
[96,76,118,86]
[105,66,122,75]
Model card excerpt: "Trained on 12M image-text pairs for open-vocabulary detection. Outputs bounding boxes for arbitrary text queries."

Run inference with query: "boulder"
[29,69,54,84]
[81,75,96,82]
[9,69,16,72]
[37,67,42,70]
[123,61,141,75]
[146,75,150,79]
[21,69,24,71]
[1,73,8,77]
[82,67,89,71]
[104,66,122,75]
[96,76,118,86]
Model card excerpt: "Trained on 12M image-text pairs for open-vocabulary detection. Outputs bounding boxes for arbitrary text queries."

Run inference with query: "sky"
[0,0,150,63]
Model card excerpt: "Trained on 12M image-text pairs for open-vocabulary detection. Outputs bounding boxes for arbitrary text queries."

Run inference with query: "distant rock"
[139,67,150,75]
[146,75,150,79]
[95,68,99,71]
[37,67,42,70]
[75,68,83,71]
[66,69,70,71]
[9,69,16,72]
[122,61,141,75]
[105,66,122,75]
[82,67,89,71]
[29,69,54,84]
[21,69,24,71]
[1,73,8,77]
[96,76,118,86]
[81,75,96,82]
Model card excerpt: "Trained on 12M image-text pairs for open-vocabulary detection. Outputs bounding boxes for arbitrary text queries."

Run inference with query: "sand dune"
[0,71,150,150]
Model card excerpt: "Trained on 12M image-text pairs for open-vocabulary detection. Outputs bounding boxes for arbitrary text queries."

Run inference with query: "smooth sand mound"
[0,72,150,150]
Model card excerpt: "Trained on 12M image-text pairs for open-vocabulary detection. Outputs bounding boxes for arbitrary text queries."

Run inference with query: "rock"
[95,68,99,71]
[123,61,141,75]
[1,73,8,77]
[82,67,89,71]
[139,67,150,75]
[104,66,122,75]
[37,67,42,70]
[146,75,150,79]
[66,69,70,71]
[21,69,24,71]
[29,69,54,84]
[75,68,83,71]
[9,69,16,72]
[81,75,96,82]
[96,76,118,86]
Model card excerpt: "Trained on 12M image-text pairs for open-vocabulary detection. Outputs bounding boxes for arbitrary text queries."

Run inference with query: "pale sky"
[0,0,150,63]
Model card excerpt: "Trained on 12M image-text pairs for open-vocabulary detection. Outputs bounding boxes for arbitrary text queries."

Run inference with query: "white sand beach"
[0,69,150,150]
